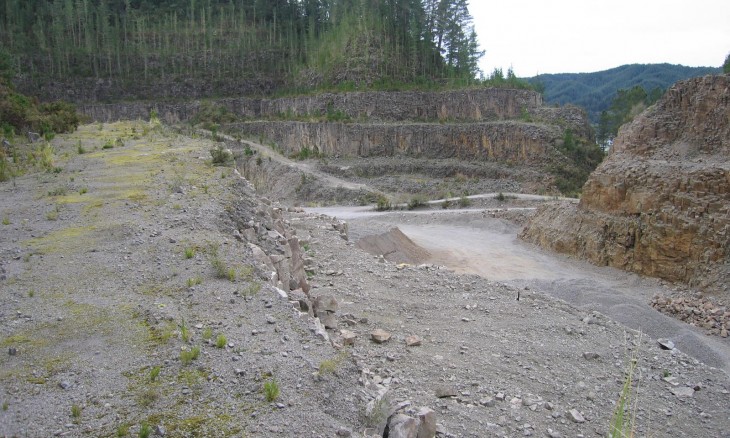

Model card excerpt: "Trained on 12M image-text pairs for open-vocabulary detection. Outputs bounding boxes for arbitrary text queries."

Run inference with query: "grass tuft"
[263,379,280,402]
[609,331,643,438]
[215,334,227,349]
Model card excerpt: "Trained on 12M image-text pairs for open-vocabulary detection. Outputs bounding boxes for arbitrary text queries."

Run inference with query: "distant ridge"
[527,63,721,123]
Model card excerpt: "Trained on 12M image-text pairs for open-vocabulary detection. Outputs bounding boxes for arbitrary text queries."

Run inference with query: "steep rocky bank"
[521,74,730,295]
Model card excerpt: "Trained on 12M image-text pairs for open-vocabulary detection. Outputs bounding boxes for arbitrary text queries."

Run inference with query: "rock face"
[521,75,730,293]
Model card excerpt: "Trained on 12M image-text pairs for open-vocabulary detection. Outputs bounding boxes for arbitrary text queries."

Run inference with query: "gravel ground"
[1,123,728,438]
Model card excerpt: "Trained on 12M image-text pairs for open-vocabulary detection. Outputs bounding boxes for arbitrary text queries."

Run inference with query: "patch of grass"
[609,332,643,438]
[46,206,60,221]
[71,404,82,421]
[495,192,506,202]
[180,346,201,365]
[77,141,86,154]
[149,366,161,382]
[138,389,158,407]
[374,195,391,211]
[210,145,233,166]
[263,379,280,402]
[78,187,87,195]
[407,196,426,210]
[184,247,195,259]
[458,195,471,208]
[47,186,68,197]
[139,422,152,438]
[215,334,227,349]
[2,216,10,225]
[242,282,262,297]
[186,276,202,287]
[28,289,34,298]
[116,424,130,436]
[201,328,213,341]
[179,319,190,343]
[2,401,8,411]
[227,267,236,282]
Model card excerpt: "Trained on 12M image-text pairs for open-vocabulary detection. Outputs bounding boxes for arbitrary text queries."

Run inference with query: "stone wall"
[521,75,730,293]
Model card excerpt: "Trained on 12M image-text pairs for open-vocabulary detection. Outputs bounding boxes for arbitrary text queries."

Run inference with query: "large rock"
[521,74,730,294]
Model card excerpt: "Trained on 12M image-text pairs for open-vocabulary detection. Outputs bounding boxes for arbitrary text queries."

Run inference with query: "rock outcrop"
[521,75,730,293]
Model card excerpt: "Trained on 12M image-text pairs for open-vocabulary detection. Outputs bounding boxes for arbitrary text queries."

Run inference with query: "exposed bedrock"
[521,75,730,293]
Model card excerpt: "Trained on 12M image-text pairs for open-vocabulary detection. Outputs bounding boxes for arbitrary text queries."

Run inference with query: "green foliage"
[263,379,280,402]
[458,195,471,208]
[180,346,200,365]
[184,247,195,259]
[483,67,535,90]
[375,195,392,211]
[149,366,161,383]
[116,424,130,437]
[0,0,484,93]
[138,422,151,438]
[530,64,720,123]
[723,53,730,74]
[598,86,662,146]
[71,404,81,419]
[609,333,643,438]
[210,145,233,166]
[407,196,426,210]
[551,129,605,196]
[201,328,213,341]
[215,334,227,349]
[191,102,236,130]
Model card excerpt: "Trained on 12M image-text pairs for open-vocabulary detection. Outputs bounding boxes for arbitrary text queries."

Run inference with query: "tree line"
[0,0,485,91]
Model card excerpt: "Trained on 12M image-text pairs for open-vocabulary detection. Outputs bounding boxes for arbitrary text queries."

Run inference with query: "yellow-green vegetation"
[318,350,351,375]
[179,319,191,343]
[242,281,262,297]
[149,366,161,383]
[180,346,201,366]
[45,205,59,221]
[201,327,213,341]
[138,422,152,438]
[186,276,202,287]
[24,225,97,254]
[115,423,130,437]
[184,247,195,259]
[2,216,10,225]
[215,334,227,349]
[142,411,242,437]
[71,404,82,422]
[263,379,280,402]
[609,332,643,438]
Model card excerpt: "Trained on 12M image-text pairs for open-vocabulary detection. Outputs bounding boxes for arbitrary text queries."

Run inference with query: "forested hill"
[528,64,721,123]
[0,0,484,100]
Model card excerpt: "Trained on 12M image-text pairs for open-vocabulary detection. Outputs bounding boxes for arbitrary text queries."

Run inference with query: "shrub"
[407,196,426,210]
[215,334,227,349]
[184,247,195,259]
[374,195,391,211]
[210,145,233,166]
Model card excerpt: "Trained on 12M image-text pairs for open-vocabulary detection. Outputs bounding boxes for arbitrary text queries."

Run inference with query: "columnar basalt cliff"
[521,75,730,293]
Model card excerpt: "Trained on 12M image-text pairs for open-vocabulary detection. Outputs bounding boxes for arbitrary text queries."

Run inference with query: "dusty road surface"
[307,205,730,375]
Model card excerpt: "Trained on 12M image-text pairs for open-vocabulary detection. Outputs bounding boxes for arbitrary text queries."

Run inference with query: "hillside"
[529,64,721,123]
[1,0,483,101]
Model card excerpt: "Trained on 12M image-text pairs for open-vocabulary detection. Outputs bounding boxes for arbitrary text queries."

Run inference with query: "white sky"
[469,0,730,77]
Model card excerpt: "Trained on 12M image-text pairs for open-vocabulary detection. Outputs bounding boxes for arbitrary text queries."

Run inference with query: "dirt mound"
[356,227,431,264]
[522,74,730,295]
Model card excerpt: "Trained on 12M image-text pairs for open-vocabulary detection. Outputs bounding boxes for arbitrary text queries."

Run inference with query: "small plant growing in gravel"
[184,247,195,259]
[71,404,81,421]
[47,187,67,196]
[227,267,236,282]
[263,379,280,402]
[77,141,86,154]
[138,422,151,438]
[149,366,161,382]
[609,332,643,438]
[102,139,115,149]
[116,424,129,436]
[374,195,391,211]
[210,145,233,166]
[441,199,451,209]
[186,276,202,287]
[202,327,213,341]
[78,187,88,195]
[458,195,471,208]
[180,346,200,365]
[242,282,262,297]
[179,319,191,343]
[2,216,9,225]
[2,401,8,411]
[46,206,60,221]
[211,255,228,279]
[495,192,506,202]
[28,289,34,297]
[215,334,227,348]
[407,196,426,210]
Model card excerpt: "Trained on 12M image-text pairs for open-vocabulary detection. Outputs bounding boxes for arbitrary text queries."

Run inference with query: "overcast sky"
[469,0,730,77]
